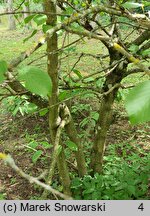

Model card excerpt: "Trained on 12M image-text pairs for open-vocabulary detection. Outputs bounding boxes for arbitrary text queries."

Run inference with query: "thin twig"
[0,11,68,17]
[14,0,26,11]
[0,154,73,200]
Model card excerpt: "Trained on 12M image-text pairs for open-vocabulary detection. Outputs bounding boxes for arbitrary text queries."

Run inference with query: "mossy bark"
[43,0,71,197]
[90,48,126,174]
[90,90,116,173]
[65,116,87,177]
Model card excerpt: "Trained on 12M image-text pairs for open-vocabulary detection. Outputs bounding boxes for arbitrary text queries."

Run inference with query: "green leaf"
[59,90,69,101]
[91,112,99,121]
[23,29,37,43]
[33,14,47,26]
[64,46,76,53]
[122,2,143,9]
[24,14,35,24]
[84,77,95,83]
[57,145,62,155]
[71,178,82,189]
[128,185,136,196]
[72,69,82,79]
[59,89,82,101]
[42,24,52,33]
[125,80,150,124]
[83,187,95,195]
[66,140,78,151]
[28,141,39,149]
[18,107,24,116]
[143,2,150,7]
[39,108,49,116]
[0,60,7,84]
[70,23,84,32]
[141,49,150,57]
[32,150,43,163]
[18,66,52,98]
[40,141,53,149]
[128,44,139,54]
[0,193,6,200]
[26,103,37,113]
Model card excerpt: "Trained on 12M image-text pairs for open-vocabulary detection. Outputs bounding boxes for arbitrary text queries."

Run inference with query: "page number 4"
[138,203,144,211]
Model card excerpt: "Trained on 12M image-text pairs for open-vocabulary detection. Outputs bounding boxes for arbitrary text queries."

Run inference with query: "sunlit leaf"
[18,66,52,98]
[125,80,150,124]
[33,14,47,26]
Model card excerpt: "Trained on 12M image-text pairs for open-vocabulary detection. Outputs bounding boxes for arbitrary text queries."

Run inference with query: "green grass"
[0,25,109,74]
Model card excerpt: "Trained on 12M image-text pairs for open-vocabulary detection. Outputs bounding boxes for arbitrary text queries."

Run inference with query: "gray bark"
[7,0,16,30]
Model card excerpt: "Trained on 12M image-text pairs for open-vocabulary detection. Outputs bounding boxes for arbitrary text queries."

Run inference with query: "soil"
[0,107,50,199]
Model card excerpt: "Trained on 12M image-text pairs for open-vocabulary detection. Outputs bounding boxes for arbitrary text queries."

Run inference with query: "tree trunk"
[7,0,16,30]
[43,0,71,197]
[90,90,116,173]
[23,0,31,29]
[90,48,125,173]
[65,116,87,177]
